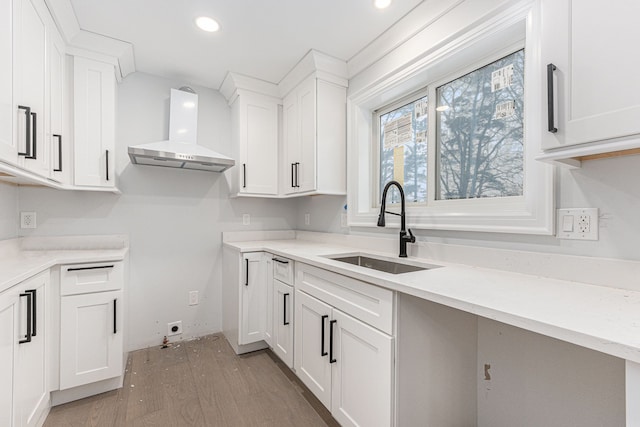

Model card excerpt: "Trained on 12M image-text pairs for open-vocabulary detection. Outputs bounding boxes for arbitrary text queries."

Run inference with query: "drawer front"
[272,255,293,285]
[296,263,393,334]
[61,262,124,296]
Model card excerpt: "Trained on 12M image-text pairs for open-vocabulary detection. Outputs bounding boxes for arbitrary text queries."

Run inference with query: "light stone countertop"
[0,235,129,293]
[224,238,640,364]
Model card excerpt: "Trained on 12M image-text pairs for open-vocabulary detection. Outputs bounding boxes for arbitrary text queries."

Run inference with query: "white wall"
[0,181,17,239]
[18,72,297,351]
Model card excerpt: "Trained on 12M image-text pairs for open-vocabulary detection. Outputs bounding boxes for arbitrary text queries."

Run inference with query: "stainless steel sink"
[328,254,441,275]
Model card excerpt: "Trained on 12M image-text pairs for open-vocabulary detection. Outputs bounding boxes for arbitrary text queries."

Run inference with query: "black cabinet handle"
[283,293,290,325]
[53,134,62,172]
[105,149,110,181]
[321,315,328,357]
[67,265,114,272]
[547,63,558,133]
[272,258,289,264]
[244,258,249,286]
[329,319,337,363]
[17,105,31,157]
[242,163,246,188]
[27,112,37,159]
[25,289,37,337]
[291,163,295,188]
[18,292,32,344]
[113,298,117,334]
[295,162,300,188]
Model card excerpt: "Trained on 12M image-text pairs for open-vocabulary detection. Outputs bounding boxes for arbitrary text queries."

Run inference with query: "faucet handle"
[407,228,416,243]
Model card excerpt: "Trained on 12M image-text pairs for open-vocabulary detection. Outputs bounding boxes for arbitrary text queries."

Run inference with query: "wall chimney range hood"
[128,88,235,172]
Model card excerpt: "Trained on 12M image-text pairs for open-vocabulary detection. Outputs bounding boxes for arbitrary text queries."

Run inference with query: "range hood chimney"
[128,88,235,172]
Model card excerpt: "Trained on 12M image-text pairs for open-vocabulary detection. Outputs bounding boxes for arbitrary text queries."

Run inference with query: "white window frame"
[347,0,554,235]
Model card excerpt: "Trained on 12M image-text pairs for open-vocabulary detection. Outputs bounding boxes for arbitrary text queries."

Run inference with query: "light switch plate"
[557,208,598,240]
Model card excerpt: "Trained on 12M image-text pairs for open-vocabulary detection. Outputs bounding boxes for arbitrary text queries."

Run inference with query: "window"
[375,50,525,206]
[348,4,554,235]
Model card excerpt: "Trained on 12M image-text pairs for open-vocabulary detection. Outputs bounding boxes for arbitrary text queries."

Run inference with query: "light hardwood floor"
[44,334,339,426]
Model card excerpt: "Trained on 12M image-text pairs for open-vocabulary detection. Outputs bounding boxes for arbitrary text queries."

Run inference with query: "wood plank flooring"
[44,334,339,427]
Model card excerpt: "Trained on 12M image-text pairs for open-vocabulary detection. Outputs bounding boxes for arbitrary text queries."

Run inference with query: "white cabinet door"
[239,252,266,345]
[294,290,332,408]
[264,256,273,347]
[0,287,19,427]
[331,309,393,427]
[282,90,299,195]
[13,0,48,176]
[238,92,279,195]
[14,271,49,427]
[73,56,116,187]
[297,76,316,193]
[272,279,294,368]
[0,0,15,164]
[541,0,640,150]
[47,26,68,183]
[59,289,123,389]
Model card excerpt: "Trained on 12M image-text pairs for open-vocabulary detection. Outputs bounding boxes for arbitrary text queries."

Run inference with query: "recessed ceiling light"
[374,0,392,9]
[196,16,220,32]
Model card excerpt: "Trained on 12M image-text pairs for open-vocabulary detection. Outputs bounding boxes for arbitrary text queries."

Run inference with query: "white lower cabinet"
[240,252,267,345]
[272,279,293,368]
[59,262,124,390]
[0,270,50,427]
[294,284,394,427]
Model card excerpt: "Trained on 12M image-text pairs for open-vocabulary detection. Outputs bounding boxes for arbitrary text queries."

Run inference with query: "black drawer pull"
[105,149,110,181]
[272,258,289,264]
[113,298,117,334]
[321,315,328,357]
[67,265,114,272]
[18,292,32,344]
[17,105,31,157]
[245,258,249,286]
[329,319,337,363]
[53,134,62,172]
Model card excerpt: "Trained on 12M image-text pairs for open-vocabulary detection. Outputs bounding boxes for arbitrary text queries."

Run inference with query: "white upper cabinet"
[221,74,280,197]
[47,26,68,184]
[13,0,49,176]
[541,0,640,153]
[0,0,15,164]
[282,74,346,196]
[73,57,116,188]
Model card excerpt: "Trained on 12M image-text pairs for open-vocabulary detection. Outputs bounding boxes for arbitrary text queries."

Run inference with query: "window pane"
[379,95,428,204]
[436,49,524,200]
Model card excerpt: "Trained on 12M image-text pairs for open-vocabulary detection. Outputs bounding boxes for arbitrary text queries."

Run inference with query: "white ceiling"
[69,0,424,89]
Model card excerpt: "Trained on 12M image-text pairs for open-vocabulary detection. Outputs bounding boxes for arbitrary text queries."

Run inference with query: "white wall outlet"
[557,208,598,240]
[304,213,310,225]
[189,291,199,306]
[20,212,36,229]
[341,213,348,228]
[242,214,250,225]
[167,320,182,336]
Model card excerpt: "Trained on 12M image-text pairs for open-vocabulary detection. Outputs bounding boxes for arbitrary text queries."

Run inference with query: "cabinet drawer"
[272,255,293,285]
[60,262,123,296]
[296,263,393,334]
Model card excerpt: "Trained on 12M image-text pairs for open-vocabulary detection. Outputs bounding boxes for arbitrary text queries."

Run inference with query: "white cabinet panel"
[60,262,124,296]
[0,0,15,164]
[331,309,393,427]
[294,289,332,408]
[0,287,18,427]
[541,0,640,150]
[73,56,115,188]
[297,76,316,193]
[59,289,123,389]
[239,252,266,345]
[272,279,293,368]
[264,256,273,347]
[48,26,68,183]
[15,272,49,427]
[13,0,48,176]
[236,92,279,195]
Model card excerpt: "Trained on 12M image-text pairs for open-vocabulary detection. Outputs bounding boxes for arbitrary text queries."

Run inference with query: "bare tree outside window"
[436,49,525,200]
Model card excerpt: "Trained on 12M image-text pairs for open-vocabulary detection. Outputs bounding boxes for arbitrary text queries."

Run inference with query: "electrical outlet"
[189,291,199,306]
[242,214,250,225]
[557,208,598,240]
[167,321,182,336]
[304,213,310,225]
[20,212,36,229]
